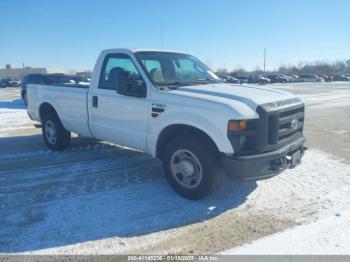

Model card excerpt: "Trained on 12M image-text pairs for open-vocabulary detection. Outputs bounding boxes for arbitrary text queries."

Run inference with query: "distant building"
[0,65,77,80]
[0,66,46,80]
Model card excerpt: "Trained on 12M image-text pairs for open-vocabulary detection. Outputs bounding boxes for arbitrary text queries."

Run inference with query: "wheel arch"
[155,124,221,159]
[39,102,59,121]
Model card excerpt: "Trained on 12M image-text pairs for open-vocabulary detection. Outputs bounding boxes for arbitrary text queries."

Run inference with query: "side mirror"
[116,71,146,98]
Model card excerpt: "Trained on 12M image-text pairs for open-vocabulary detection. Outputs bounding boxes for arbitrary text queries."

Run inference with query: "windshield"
[135,51,221,88]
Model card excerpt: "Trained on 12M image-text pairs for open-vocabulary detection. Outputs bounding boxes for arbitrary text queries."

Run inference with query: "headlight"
[227,119,257,136]
[227,119,258,153]
[228,120,247,133]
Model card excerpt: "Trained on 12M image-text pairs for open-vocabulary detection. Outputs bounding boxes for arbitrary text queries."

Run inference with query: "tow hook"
[271,157,286,171]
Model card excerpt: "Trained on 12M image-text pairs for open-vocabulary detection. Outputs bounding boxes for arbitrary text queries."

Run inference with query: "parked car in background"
[71,75,91,85]
[245,75,270,84]
[236,76,250,84]
[9,79,20,87]
[21,73,91,105]
[266,74,288,83]
[45,73,91,86]
[222,75,240,84]
[256,75,271,84]
[279,74,294,83]
[21,74,46,105]
[44,73,75,85]
[298,74,323,82]
[0,79,10,87]
[319,75,333,82]
[332,75,350,81]
[287,75,300,82]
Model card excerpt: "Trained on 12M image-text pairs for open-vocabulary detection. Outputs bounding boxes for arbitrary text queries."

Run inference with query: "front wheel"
[161,136,224,200]
[42,112,71,151]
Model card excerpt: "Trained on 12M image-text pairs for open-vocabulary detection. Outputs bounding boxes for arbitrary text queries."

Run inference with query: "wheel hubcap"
[180,159,195,177]
[45,120,57,144]
[170,149,203,189]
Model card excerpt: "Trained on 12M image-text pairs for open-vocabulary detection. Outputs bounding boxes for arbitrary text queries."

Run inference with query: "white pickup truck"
[27,49,306,200]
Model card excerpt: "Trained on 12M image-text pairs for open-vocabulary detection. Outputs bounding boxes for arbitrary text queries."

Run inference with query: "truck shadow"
[0,134,257,253]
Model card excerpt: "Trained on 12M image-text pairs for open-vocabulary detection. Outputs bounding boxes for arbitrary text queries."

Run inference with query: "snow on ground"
[0,88,35,137]
[223,209,350,255]
[0,149,349,255]
[264,82,350,109]
[301,92,350,109]
[265,81,350,90]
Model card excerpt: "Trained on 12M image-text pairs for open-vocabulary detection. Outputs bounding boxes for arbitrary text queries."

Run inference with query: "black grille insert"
[271,105,304,145]
[256,101,305,153]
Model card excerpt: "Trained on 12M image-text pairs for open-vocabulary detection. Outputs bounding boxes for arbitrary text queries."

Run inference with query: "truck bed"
[27,84,92,137]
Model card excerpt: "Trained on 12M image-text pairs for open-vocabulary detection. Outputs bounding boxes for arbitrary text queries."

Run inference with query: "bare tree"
[215,68,229,78]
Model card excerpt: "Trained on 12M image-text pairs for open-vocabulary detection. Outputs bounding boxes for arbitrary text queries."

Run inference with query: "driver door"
[88,53,149,151]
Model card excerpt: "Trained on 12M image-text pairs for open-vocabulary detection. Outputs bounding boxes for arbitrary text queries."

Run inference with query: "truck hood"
[173,83,297,110]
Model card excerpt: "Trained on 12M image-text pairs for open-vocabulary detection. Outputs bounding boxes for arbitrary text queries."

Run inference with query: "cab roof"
[101,48,188,55]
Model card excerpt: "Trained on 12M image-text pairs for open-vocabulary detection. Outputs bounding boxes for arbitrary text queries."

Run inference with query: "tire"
[161,136,224,200]
[42,112,71,151]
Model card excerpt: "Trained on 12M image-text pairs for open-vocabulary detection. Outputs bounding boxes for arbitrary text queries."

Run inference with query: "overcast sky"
[0,0,349,71]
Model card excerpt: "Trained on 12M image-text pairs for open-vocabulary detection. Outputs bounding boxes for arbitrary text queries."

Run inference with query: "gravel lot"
[0,82,349,254]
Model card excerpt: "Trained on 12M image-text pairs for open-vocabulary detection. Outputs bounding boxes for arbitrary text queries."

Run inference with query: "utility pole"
[263,48,266,73]
[22,63,26,78]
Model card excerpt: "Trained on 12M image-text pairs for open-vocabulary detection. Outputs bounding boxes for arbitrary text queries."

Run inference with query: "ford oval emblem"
[291,119,298,130]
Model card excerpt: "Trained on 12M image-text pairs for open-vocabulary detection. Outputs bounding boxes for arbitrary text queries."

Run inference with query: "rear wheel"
[161,136,224,200]
[42,112,71,151]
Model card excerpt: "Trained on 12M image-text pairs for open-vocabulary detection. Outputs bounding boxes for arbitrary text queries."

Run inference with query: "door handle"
[92,96,98,108]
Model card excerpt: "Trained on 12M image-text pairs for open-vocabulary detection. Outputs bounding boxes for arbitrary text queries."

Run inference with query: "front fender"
[147,111,234,157]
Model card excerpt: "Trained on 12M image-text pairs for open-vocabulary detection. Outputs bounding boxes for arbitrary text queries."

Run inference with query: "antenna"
[263,48,267,72]
[160,23,164,50]
[22,63,26,78]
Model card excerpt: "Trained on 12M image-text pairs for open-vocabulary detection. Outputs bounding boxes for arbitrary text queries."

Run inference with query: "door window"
[99,54,143,92]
